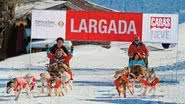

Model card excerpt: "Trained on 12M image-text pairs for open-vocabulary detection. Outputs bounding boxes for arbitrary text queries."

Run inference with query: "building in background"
[15,0,113,54]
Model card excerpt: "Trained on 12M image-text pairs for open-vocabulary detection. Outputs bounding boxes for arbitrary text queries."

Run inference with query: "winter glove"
[47,53,54,59]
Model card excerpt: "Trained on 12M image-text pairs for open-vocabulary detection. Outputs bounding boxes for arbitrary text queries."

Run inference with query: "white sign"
[142,14,179,43]
[31,10,179,43]
[31,10,66,39]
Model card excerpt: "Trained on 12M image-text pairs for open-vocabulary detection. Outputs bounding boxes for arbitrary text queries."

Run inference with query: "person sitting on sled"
[54,49,67,64]
[47,37,73,66]
[54,49,73,80]
[128,36,149,68]
[129,52,145,68]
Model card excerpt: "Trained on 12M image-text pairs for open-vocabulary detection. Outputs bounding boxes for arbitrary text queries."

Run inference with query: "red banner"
[66,11,143,42]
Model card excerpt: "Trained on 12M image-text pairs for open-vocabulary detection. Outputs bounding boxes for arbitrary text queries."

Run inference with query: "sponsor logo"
[150,17,172,41]
[58,21,64,28]
[150,17,171,29]
[35,20,55,27]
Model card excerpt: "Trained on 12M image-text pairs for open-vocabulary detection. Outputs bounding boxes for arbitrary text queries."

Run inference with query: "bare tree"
[0,0,24,60]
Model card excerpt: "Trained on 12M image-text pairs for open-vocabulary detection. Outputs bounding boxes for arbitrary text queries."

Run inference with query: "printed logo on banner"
[58,21,64,28]
[150,17,171,29]
[150,16,172,42]
[31,10,66,39]
[35,20,56,27]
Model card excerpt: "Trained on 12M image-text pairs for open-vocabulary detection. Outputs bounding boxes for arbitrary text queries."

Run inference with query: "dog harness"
[54,78,62,89]
[14,77,27,91]
[67,70,73,80]
[140,76,159,87]
[30,77,36,91]
[114,78,122,87]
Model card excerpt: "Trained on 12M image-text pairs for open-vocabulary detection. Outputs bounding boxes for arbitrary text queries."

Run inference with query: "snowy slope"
[0,43,180,69]
[88,0,185,23]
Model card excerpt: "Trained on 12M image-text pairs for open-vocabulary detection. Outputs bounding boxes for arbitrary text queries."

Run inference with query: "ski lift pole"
[175,42,178,82]
[29,38,32,71]
[175,23,179,82]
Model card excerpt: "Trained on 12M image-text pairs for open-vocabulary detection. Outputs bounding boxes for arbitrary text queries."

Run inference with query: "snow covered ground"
[0,68,185,104]
[0,23,185,103]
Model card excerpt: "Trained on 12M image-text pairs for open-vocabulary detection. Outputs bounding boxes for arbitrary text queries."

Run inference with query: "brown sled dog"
[129,65,145,78]
[114,69,134,98]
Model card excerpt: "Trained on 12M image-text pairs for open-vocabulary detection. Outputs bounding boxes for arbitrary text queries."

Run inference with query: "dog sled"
[6,61,74,100]
[40,62,73,96]
[114,58,160,98]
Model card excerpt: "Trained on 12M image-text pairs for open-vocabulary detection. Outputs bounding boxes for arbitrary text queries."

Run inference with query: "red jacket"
[128,41,149,58]
[47,53,72,65]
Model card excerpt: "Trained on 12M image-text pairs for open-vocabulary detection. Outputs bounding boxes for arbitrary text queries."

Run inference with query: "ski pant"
[129,57,148,68]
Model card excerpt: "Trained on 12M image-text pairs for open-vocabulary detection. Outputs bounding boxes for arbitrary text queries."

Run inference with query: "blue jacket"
[129,59,145,67]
